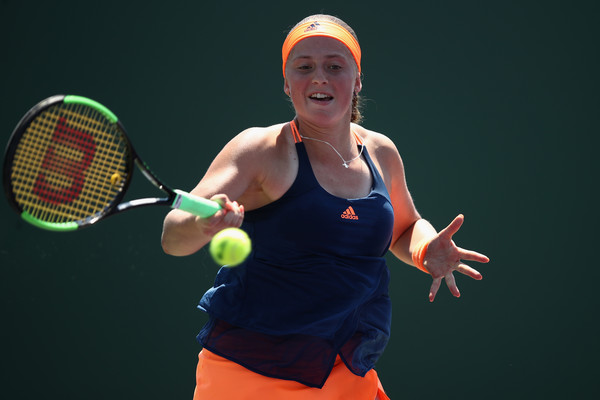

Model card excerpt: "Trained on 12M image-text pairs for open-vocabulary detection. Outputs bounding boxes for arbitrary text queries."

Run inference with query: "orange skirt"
[193,349,390,400]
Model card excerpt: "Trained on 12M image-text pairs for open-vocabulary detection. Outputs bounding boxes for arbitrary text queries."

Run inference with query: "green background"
[1,0,597,398]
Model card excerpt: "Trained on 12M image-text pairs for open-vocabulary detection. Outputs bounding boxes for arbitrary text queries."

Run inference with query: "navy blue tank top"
[197,122,394,388]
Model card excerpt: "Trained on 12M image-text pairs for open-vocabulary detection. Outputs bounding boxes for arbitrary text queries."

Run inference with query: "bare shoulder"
[214,122,297,209]
[224,123,290,157]
[352,124,404,172]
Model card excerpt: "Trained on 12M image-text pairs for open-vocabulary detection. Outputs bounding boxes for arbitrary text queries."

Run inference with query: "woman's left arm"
[375,132,489,301]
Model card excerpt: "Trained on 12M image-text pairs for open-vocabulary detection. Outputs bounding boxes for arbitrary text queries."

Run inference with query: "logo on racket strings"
[33,117,96,204]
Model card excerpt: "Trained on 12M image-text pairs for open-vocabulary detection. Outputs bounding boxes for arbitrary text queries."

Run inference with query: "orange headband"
[282,20,361,78]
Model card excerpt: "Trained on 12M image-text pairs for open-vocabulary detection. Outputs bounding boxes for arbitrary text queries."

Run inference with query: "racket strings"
[10,103,131,223]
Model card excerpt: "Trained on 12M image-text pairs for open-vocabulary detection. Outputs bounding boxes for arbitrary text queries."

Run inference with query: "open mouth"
[309,93,333,101]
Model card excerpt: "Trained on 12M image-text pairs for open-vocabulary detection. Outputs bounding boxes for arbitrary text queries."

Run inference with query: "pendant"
[343,163,349,168]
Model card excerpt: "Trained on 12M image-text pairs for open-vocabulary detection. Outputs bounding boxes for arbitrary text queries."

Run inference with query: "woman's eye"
[329,64,342,70]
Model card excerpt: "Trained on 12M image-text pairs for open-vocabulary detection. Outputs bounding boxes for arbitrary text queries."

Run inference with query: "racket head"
[3,95,134,231]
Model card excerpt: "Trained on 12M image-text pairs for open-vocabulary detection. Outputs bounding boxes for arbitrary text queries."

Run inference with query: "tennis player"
[161,14,489,399]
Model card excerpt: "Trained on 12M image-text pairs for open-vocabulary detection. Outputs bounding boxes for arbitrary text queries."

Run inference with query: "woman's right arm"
[160,128,264,256]
[161,194,244,256]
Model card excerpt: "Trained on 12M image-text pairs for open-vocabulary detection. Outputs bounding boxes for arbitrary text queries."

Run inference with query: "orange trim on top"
[290,120,302,143]
[289,120,363,147]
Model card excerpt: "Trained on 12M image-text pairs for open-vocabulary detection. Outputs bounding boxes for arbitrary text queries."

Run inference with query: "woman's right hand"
[195,194,245,237]
[162,194,245,256]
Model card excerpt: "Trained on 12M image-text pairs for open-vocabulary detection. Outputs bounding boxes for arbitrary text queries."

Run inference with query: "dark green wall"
[1,1,597,398]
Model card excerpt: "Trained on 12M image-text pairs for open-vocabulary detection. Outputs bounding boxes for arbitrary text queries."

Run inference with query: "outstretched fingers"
[437,214,464,241]
[429,272,462,302]
[425,214,490,302]
[455,246,489,280]
[455,263,483,280]
[429,277,443,302]
[445,272,460,298]
[458,246,490,264]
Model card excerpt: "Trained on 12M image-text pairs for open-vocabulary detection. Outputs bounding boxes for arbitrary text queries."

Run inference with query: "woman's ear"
[354,73,362,95]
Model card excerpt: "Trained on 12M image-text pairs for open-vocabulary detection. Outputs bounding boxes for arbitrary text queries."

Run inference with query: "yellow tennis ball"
[209,228,251,267]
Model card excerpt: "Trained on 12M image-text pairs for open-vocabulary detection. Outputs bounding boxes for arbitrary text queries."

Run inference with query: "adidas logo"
[341,206,359,220]
[304,22,321,32]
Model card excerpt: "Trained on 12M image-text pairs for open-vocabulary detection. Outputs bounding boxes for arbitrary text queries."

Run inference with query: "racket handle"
[172,190,222,217]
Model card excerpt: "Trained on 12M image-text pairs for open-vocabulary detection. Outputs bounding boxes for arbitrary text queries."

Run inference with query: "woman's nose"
[312,66,328,84]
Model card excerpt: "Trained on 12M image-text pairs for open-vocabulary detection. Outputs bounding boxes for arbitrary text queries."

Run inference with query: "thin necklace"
[300,134,365,168]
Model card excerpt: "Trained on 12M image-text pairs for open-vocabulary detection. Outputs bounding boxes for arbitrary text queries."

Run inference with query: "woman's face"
[284,36,362,127]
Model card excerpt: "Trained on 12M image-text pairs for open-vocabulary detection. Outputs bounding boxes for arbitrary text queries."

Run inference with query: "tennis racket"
[3,94,221,231]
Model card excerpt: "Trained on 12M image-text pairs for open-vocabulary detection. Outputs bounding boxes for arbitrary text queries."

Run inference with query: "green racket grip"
[172,190,222,217]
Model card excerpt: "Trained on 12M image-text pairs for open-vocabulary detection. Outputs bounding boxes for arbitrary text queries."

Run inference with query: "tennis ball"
[209,228,251,267]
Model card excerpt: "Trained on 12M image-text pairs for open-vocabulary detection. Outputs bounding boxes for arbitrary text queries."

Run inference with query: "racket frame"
[3,95,220,231]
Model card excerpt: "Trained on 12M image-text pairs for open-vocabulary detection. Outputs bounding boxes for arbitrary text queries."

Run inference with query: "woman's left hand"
[424,214,490,302]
